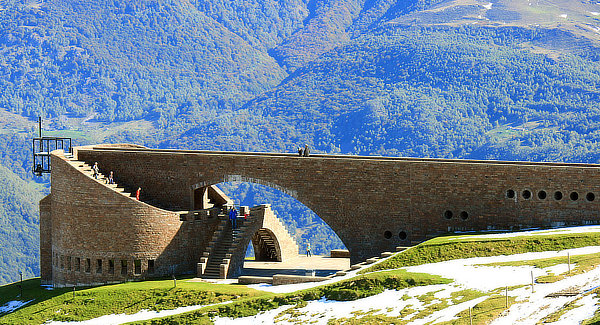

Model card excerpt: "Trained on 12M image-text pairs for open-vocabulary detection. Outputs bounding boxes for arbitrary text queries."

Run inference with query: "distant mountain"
[0,163,44,284]
[1,0,600,284]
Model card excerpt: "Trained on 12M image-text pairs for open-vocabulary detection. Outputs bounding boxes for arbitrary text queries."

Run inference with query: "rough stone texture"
[74,145,600,264]
[237,276,273,285]
[256,205,299,262]
[272,274,328,285]
[42,144,600,285]
[39,194,52,284]
[330,249,351,258]
[226,205,299,278]
[44,151,221,287]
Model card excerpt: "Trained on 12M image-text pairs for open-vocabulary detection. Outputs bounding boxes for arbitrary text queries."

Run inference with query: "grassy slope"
[0,270,448,325]
[0,163,45,285]
[0,277,269,324]
[4,228,600,324]
[366,231,600,272]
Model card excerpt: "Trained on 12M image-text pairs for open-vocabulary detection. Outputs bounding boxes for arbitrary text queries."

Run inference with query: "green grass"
[323,289,488,324]
[365,232,600,273]
[480,251,600,284]
[437,295,517,325]
[0,277,268,325]
[582,288,600,324]
[540,295,586,323]
[127,269,450,324]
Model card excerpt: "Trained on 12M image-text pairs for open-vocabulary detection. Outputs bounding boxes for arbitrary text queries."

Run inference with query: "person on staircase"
[108,171,114,184]
[92,162,99,179]
[229,206,238,229]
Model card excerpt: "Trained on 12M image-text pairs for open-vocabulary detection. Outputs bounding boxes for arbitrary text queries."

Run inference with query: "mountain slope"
[1,0,600,285]
[171,25,600,162]
[0,163,44,285]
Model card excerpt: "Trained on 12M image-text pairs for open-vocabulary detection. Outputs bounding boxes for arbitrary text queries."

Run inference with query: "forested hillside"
[1,0,600,284]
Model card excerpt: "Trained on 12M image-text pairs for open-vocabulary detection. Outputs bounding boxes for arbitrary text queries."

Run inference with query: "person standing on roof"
[229,206,238,229]
[92,162,99,179]
[135,187,141,200]
[303,144,310,157]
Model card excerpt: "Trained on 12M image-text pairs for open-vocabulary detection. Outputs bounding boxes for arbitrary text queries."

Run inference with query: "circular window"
[522,190,532,199]
[444,210,453,219]
[538,190,547,200]
[587,192,595,202]
[570,192,579,201]
[554,191,563,200]
[398,231,407,240]
[460,211,469,220]
[506,190,515,199]
[384,231,392,239]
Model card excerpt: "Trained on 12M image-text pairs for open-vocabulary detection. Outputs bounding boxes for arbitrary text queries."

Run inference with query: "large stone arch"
[190,178,348,254]
[74,145,600,264]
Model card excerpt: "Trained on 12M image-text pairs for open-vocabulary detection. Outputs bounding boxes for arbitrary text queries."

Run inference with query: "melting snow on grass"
[0,300,32,314]
[47,302,230,325]
[218,246,600,324]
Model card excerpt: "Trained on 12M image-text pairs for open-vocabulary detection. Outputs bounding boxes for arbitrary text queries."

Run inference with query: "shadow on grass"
[0,278,71,316]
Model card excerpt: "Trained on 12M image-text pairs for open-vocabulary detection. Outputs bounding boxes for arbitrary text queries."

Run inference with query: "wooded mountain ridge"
[1,0,599,284]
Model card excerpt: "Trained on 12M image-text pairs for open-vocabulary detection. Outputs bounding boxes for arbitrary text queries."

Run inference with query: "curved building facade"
[41,144,600,286]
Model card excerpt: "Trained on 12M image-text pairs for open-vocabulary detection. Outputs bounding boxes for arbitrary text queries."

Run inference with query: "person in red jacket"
[135,187,141,200]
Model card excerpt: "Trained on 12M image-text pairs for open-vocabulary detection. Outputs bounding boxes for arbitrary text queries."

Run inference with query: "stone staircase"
[198,214,256,279]
[67,158,135,199]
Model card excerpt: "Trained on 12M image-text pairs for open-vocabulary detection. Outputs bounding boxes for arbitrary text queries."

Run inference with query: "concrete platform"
[241,255,350,277]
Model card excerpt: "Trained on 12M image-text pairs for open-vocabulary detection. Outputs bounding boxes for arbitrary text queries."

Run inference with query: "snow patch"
[560,14,568,18]
[490,266,600,324]
[47,301,231,325]
[543,264,574,276]
[451,225,600,240]
[409,296,488,325]
[0,300,32,313]
[482,2,493,10]
[550,294,599,324]
[590,11,600,16]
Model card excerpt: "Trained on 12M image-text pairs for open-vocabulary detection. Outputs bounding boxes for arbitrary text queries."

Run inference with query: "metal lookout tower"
[32,117,73,176]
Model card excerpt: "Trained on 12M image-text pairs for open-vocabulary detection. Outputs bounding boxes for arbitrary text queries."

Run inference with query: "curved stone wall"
[47,151,217,287]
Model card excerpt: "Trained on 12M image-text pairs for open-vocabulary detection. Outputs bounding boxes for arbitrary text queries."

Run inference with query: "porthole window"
[506,190,515,199]
[384,231,392,239]
[398,231,407,240]
[587,192,595,202]
[570,192,579,201]
[538,190,547,200]
[444,210,453,219]
[460,211,469,220]
[554,191,563,200]
[522,190,532,200]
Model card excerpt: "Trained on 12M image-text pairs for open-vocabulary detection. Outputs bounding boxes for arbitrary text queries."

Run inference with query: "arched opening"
[251,228,281,262]
[208,181,350,278]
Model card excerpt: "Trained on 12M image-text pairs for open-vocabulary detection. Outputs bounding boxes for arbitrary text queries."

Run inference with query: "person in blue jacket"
[229,207,238,229]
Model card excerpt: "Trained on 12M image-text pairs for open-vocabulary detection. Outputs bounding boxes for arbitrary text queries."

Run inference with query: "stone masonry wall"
[39,194,52,285]
[48,150,220,287]
[260,205,300,261]
[74,146,600,264]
